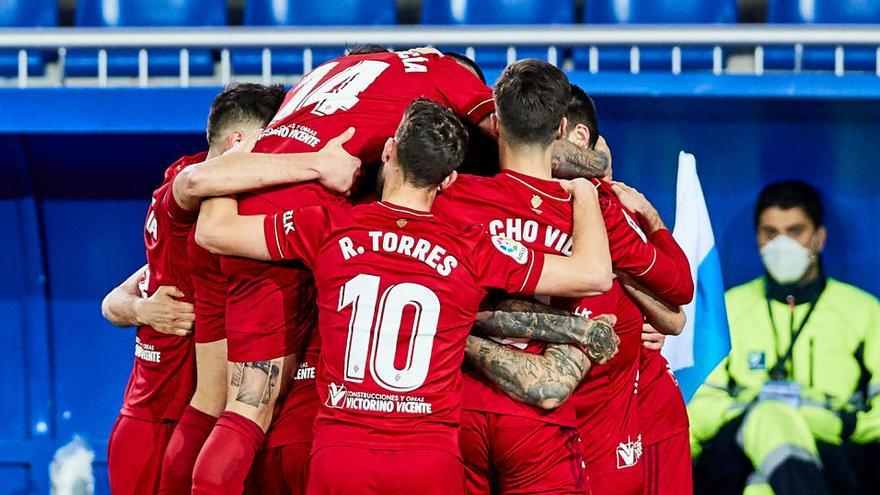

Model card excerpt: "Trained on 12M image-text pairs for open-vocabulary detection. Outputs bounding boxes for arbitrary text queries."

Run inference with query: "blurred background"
[2,0,879,493]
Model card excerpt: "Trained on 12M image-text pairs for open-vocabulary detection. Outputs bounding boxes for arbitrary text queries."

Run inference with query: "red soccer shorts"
[246,442,311,495]
[460,410,588,495]
[108,414,176,495]
[641,431,692,495]
[307,445,464,495]
[583,434,644,495]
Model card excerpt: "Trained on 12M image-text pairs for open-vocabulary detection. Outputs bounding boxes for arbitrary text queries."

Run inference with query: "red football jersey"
[262,201,545,455]
[433,171,595,426]
[224,49,495,360]
[121,152,205,422]
[187,232,227,344]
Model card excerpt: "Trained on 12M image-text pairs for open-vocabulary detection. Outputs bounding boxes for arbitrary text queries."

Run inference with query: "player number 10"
[338,274,440,393]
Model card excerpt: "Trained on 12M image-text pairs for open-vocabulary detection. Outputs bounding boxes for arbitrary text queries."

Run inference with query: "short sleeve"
[263,205,332,267]
[470,230,545,295]
[431,56,495,125]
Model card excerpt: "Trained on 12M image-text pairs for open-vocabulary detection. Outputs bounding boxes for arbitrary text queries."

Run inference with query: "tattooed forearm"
[465,336,591,410]
[550,140,610,180]
[475,299,620,364]
[231,360,281,407]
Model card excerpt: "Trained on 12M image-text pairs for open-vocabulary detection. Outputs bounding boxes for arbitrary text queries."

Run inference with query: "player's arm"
[550,139,611,180]
[465,337,593,410]
[194,197,270,260]
[476,298,619,357]
[101,265,194,336]
[617,271,686,335]
[603,182,694,306]
[172,128,361,212]
[533,178,613,297]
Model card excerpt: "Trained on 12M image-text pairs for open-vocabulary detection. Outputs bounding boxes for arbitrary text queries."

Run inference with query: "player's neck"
[498,141,553,180]
[206,147,222,160]
[381,183,436,214]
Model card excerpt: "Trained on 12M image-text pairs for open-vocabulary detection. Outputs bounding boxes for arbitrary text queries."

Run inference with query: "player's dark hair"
[494,59,570,148]
[347,44,390,55]
[443,52,486,83]
[566,84,600,150]
[755,180,824,228]
[206,83,285,147]
[395,98,469,189]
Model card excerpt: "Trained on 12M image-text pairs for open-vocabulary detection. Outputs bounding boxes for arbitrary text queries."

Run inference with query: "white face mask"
[760,235,813,285]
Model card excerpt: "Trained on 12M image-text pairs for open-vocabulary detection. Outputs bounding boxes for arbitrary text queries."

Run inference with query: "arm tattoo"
[230,360,281,407]
[550,140,610,180]
[476,299,620,364]
[465,336,591,409]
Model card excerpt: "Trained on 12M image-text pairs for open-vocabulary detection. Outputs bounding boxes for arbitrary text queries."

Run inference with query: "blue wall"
[1,77,878,493]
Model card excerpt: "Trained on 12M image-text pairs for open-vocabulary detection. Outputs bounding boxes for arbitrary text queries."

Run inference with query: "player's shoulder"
[443,173,502,197]
[163,151,209,183]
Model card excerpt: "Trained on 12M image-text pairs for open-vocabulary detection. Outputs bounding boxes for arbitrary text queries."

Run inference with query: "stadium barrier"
[2,25,880,86]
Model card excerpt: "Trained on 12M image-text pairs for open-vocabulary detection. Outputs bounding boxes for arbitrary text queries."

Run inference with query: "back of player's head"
[443,52,486,83]
[566,84,600,150]
[347,44,390,55]
[395,98,469,189]
[493,59,570,148]
[755,180,824,229]
[207,83,285,147]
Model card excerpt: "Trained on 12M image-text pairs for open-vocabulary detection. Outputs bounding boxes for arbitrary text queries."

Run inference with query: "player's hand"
[595,136,613,181]
[134,286,195,337]
[560,177,597,199]
[610,182,655,218]
[641,323,666,351]
[581,314,619,364]
[314,127,362,194]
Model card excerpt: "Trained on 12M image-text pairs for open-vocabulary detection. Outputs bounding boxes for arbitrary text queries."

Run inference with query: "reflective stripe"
[869,383,880,401]
[759,444,821,478]
[745,472,768,486]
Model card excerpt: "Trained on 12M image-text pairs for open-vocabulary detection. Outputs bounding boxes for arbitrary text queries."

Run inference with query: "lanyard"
[766,294,820,381]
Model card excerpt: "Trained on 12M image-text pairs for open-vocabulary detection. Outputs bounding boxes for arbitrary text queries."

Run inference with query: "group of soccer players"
[102,44,695,495]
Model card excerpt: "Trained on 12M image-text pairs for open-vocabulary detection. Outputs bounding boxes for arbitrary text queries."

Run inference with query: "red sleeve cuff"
[263,214,285,261]
[518,251,546,295]
[164,188,198,226]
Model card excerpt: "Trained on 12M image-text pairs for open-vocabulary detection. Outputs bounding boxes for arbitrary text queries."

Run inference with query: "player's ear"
[490,113,500,136]
[439,170,458,192]
[224,130,244,153]
[381,137,395,164]
[570,123,590,148]
[555,116,568,141]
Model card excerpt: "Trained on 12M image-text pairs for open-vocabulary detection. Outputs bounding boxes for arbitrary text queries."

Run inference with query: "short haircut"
[755,180,824,228]
[347,44,390,55]
[206,83,285,146]
[566,84,600,149]
[395,98,469,189]
[494,59,570,147]
[443,52,486,83]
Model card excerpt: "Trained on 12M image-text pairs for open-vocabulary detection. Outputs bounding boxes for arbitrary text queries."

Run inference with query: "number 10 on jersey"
[338,274,440,393]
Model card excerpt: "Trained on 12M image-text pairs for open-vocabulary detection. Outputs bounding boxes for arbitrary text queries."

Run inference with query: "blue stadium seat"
[421,0,574,69]
[0,0,58,77]
[576,0,738,72]
[233,0,397,76]
[767,0,880,72]
[65,0,227,78]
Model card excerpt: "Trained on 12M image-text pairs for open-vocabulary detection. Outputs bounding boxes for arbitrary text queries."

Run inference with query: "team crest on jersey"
[326,382,348,409]
[491,235,529,265]
[396,219,408,228]
[616,435,643,469]
[621,210,648,243]
[530,195,544,214]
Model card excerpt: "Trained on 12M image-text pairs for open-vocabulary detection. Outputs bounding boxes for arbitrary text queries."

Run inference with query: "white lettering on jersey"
[134,337,161,363]
[145,198,158,241]
[345,231,458,276]
[489,218,573,256]
[616,435,643,469]
[621,210,648,243]
[325,383,434,415]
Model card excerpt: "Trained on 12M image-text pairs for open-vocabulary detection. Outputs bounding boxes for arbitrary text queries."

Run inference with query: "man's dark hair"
[347,44,390,55]
[755,180,824,228]
[494,59,570,147]
[443,51,486,83]
[206,83,285,147]
[395,98,469,189]
[566,84,600,149]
